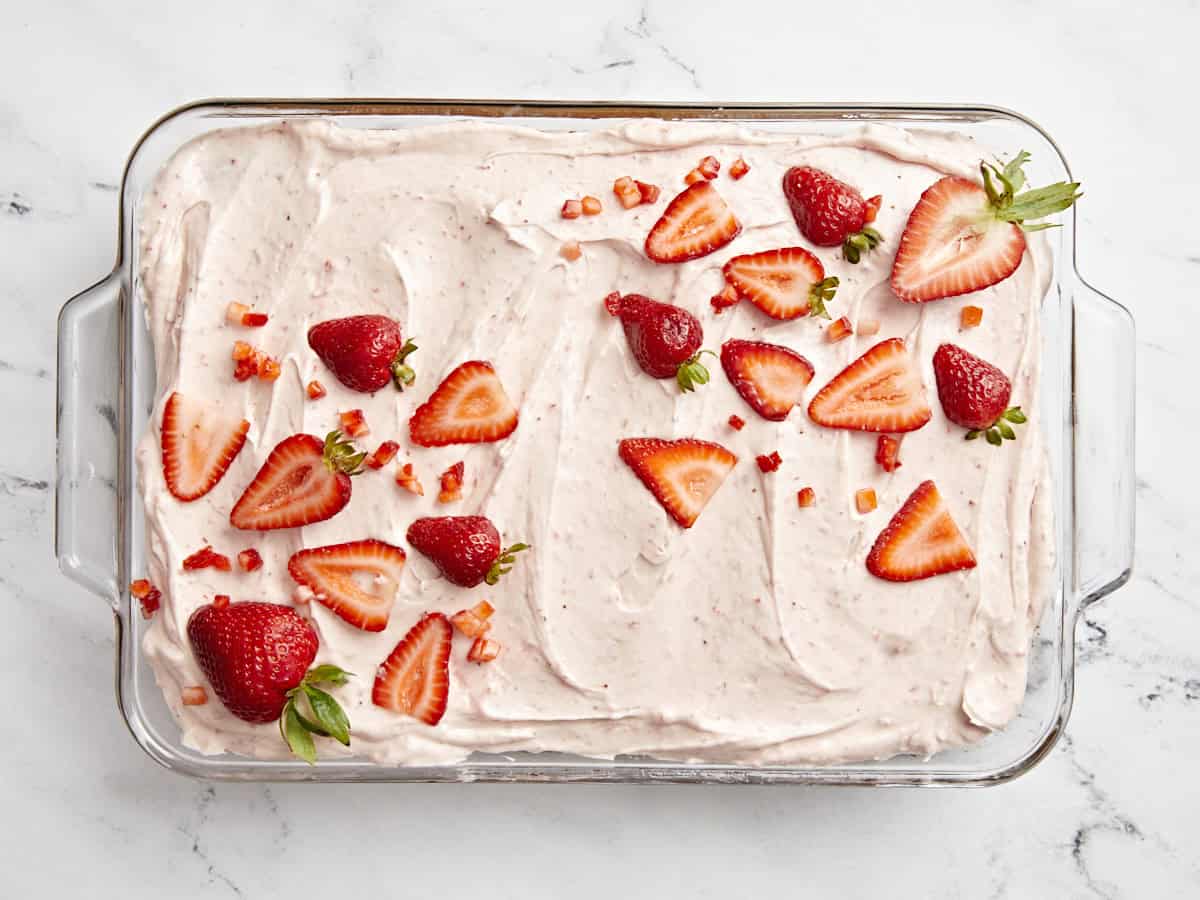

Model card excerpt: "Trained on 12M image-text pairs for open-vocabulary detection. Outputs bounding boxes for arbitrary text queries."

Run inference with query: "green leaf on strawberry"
[279,664,354,764]
[676,350,716,393]
[485,542,531,586]
[981,152,1081,232]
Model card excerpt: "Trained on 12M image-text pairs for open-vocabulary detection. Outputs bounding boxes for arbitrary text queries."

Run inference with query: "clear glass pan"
[55,100,1134,785]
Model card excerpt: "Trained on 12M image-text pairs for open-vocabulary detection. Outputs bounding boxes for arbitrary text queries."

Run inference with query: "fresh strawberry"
[722,248,838,320]
[782,166,883,262]
[720,339,815,421]
[891,152,1081,302]
[406,516,530,588]
[160,392,250,502]
[372,613,453,725]
[182,545,232,572]
[807,338,932,433]
[604,292,713,391]
[644,182,742,263]
[307,315,418,393]
[409,361,519,447]
[932,343,1026,444]
[618,437,737,528]
[866,480,977,582]
[230,431,365,531]
[288,539,406,632]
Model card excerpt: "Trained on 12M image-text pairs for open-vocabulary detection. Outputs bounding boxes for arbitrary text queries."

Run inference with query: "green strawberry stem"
[807,277,839,319]
[676,349,716,393]
[965,406,1027,448]
[485,542,531,586]
[980,151,1081,232]
[322,431,368,475]
[279,664,354,764]
[842,228,883,265]
[391,339,418,391]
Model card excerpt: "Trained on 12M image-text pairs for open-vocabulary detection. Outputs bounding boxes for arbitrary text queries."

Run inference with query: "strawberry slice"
[720,339,815,422]
[644,182,742,263]
[161,392,250,501]
[287,539,406,632]
[618,437,737,528]
[230,432,365,531]
[371,613,452,725]
[722,247,838,320]
[807,338,932,433]
[409,361,518,447]
[866,480,977,582]
[891,152,1081,302]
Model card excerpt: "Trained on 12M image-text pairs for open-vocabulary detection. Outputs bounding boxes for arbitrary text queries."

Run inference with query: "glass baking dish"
[55,99,1134,785]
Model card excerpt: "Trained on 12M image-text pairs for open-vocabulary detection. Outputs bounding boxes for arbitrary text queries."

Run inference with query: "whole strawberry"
[932,343,1026,445]
[604,292,712,392]
[308,315,417,393]
[407,515,529,588]
[782,166,882,262]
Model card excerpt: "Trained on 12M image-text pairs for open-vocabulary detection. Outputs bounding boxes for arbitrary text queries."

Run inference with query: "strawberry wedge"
[808,338,932,433]
[866,480,977,582]
[161,392,250,501]
[618,437,737,528]
[723,247,839,320]
[372,613,452,725]
[644,182,741,263]
[720,339,815,422]
[409,361,518,447]
[287,539,407,632]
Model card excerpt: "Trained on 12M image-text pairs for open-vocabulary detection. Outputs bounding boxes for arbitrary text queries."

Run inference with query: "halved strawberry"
[644,182,741,263]
[230,432,365,531]
[891,152,1081,302]
[618,438,737,528]
[720,339,815,421]
[722,248,838,320]
[161,392,250,501]
[372,613,452,725]
[807,338,932,433]
[409,361,518,447]
[866,480,977,582]
[288,539,406,632]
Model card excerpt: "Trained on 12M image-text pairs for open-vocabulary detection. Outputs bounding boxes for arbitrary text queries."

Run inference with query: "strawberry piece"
[797,487,816,508]
[756,451,782,474]
[875,435,902,473]
[306,380,327,400]
[371,613,453,725]
[782,165,883,263]
[409,360,519,447]
[581,196,602,215]
[161,392,250,502]
[891,153,1080,302]
[645,182,741,263]
[864,194,883,224]
[181,686,208,706]
[257,356,281,381]
[227,302,250,324]
[467,637,501,664]
[243,311,269,327]
[406,516,529,588]
[698,156,720,179]
[130,579,153,599]
[618,437,737,528]
[932,343,1026,444]
[614,176,643,209]
[183,545,232,572]
[232,340,255,361]
[855,488,877,514]
[866,480,977,582]
[338,409,370,438]
[723,247,838,320]
[131,579,161,618]
[438,461,465,503]
[858,318,881,337]
[308,315,417,393]
[212,594,230,610]
[237,548,263,572]
[684,169,706,185]
[230,432,365,531]
[728,414,745,431]
[395,462,425,496]
[451,600,495,638]
[560,241,582,261]
[363,440,398,470]
[807,338,932,433]
[233,357,258,381]
[561,198,583,219]
[729,158,750,179]
[961,305,984,329]
[636,181,661,204]
[827,316,854,343]
[605,292,711,391]
[710,284,740,314]
[288,539,407,632]
[720,339,814,421]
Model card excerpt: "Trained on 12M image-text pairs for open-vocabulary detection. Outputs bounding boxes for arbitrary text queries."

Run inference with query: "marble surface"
[3,0,1197,896]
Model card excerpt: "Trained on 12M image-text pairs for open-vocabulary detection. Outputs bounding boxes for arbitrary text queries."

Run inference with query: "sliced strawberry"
[807,338,932,433]
[720,339,815,422]
[230,432,365,531]
[866,480,977,582]
[372,613,452,725]
[288,539,406,632]
[722,248,838,320]
[644,182,741,263]
[409,361,518,447]
[161,392,250,502]
[618,438,737,528]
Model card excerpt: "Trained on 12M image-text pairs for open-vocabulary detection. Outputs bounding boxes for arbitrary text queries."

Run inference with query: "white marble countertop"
[3,0,1197,896]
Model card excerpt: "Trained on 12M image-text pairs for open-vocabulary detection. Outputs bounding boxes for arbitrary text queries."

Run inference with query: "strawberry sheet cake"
[133,118,1078,766]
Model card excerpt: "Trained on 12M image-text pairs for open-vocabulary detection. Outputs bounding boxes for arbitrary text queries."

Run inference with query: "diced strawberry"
[961,305,984,329]
[618,437,737,528]
[728,414,745,431]
[227,302,250,325]
[581,196,602,215]
[613,176,642,209]
[864,194,883,224]
[645,182,742,263]
[723,247,837,320]
[338,409,369,438]
[233,355,259,381]
[855,488,877,514]
[258,356,281,381]
[243,311,269,327]
[130,579,153,599]
[858,318,881,337]
[827,316,854,343]
[372,613,453,725]
[451,599,495,638]
[131,579,161,618]
[721,339,814,422]
[212,594,230,610]
[306,380,327,400]
[365,440,400,469]
[183,545,232,572]
[467,637,501,664]
[395,462,425,496]
[409,361,519,447]
[807,338,932,433]
[636,181,661,204]
[756,451,782,473]
[698,156,720,179]
[875,435,902,472]
[561,198,583,219]
[729,158,750,179]
[232,340,255,361]
[866,480,977,582]
[237,548,263,572]
[797,487,816,508]
[181,686,208,706]
[161,393,250,502]
[288,539,407,632]
[230,432,364,531]
[710,284,740,313]
[560,240,582,261]
[684,169,707,185]
[438,461,465,503]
